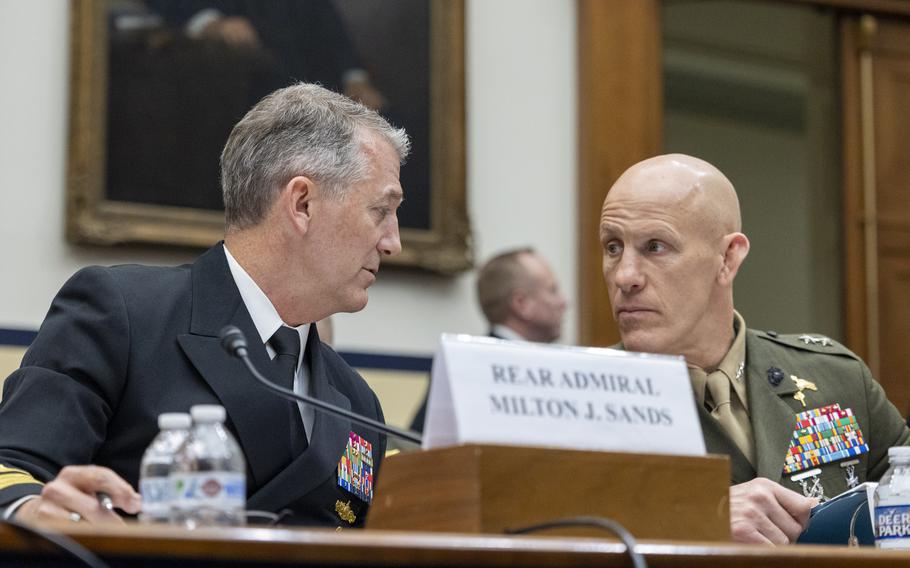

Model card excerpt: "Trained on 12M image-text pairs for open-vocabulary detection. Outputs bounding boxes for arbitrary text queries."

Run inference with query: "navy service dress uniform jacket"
[0,245,386,526]
[705,329,910,498]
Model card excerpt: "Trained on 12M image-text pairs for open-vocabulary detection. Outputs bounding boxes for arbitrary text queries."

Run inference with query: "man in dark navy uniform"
[0,83,409,527]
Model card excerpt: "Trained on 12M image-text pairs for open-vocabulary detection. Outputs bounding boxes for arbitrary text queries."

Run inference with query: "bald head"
[599,154,750,369]
[606,154,741,239]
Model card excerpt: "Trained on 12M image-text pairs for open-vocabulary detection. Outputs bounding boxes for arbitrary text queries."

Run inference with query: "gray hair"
[221,82,410,230]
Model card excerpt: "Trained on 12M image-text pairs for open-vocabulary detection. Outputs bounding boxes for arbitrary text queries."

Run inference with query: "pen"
[97,491,114,512]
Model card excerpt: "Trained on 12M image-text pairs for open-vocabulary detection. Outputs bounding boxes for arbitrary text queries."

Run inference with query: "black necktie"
[269,326,308,456]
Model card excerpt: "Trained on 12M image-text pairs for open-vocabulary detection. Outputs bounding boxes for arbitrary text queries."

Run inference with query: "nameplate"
[423,335,705,456]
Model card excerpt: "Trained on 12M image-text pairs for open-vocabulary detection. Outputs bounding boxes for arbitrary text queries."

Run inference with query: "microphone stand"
[221,326,423,446]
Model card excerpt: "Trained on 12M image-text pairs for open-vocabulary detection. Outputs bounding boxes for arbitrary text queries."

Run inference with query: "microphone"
[219,325,422,446]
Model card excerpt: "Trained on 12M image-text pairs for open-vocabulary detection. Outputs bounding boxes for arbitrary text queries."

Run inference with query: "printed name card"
[423,335,705,456]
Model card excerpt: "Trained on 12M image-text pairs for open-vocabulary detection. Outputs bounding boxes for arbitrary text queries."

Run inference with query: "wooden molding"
[842,16,868,360]
[784,0,910,17]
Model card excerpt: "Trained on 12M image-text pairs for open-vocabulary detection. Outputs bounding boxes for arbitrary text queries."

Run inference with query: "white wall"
[0,1,578,358]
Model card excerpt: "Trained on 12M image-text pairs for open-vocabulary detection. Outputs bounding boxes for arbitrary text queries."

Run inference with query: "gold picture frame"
[66,0,472,274]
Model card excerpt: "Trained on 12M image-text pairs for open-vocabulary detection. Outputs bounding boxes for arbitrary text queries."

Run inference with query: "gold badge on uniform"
[790,374,818,407]
[335,499,356,524]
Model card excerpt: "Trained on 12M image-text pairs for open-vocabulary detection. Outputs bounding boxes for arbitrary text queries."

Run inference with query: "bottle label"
[140,477,171,518]
[171,472,245,511]
[875,504,910,542]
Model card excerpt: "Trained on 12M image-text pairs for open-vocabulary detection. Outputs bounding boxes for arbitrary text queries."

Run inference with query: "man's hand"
[729,478,817,545]
[16,465,141,525]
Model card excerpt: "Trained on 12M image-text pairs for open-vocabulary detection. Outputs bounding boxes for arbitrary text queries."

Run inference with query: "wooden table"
[4,523,910,567]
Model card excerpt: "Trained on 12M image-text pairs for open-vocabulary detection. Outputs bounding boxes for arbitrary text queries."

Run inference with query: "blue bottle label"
[875,504,910,540]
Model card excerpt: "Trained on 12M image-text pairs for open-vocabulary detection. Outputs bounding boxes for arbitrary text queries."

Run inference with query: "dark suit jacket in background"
[409,329,506,433]
[0,245,385,527]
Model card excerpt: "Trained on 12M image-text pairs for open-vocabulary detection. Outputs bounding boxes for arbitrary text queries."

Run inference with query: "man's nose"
[611,252,645,293]
[379,221,402,256]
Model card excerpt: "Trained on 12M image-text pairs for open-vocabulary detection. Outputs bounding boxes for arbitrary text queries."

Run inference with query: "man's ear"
[284,175,315,234]
[719,232,750,285]
[509,289,532,320]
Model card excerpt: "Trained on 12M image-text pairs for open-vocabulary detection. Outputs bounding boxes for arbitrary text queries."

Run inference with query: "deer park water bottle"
[874,447,910,549]
[138,412,192,524]
[169,404,246,528]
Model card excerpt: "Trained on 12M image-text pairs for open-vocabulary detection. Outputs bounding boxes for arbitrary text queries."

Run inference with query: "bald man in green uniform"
[599,154,910,545]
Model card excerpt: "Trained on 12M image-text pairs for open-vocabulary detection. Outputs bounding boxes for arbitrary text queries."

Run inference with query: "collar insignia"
[767,366,784,387]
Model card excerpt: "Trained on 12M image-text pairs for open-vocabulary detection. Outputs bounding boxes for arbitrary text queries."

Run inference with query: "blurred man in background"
[410,248,567,432]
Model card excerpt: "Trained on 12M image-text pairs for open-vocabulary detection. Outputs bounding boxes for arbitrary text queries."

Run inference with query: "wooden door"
[844,15,910,414]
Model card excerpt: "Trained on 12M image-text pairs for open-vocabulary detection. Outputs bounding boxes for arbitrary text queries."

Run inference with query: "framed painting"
[67,0,471,273]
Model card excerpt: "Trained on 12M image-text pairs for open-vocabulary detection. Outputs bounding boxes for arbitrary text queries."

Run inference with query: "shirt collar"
[687,310,748,407]
[223,244,311,350]
[717,310,747,384]
[491,324,527,342]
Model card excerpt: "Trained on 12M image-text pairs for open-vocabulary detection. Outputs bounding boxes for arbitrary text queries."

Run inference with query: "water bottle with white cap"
[138,412,192,523]
[874,446,910,549]
[169,404,246,528]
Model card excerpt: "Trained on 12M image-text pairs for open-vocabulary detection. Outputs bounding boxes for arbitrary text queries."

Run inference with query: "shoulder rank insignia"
[337,431,374,503]
[335,500,356,524]
[790,374,817,407]
[798,334,833,347]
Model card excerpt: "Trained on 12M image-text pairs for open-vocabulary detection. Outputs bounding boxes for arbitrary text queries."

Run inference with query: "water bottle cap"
[158,412,191,430]
[888,446,910,460]
[190,404,226,423]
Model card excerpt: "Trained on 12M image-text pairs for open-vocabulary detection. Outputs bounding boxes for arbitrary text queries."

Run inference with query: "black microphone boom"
[219,325,423,446]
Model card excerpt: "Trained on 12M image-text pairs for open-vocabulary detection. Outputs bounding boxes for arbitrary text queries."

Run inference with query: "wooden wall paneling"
[577,0,663,347]
[843,15,910,412]
[842,16,870,364]
[868,19,910,411]
[786,0,910,17]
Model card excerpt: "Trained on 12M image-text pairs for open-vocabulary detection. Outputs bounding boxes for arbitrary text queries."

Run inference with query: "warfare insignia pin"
[790,374,818,408]
[767,367,784,387]
[335,500,356,524]
[791,468,826,501]
[798,334,833,347]
[841,459,861,489]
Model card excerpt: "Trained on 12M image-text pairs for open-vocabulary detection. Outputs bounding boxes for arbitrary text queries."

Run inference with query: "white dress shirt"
[224,245,314,441]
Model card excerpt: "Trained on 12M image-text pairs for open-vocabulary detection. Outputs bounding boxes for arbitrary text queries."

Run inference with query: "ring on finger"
[68,511,82,523]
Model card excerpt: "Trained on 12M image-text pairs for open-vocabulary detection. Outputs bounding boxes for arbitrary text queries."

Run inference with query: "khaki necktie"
[705,370,752,460]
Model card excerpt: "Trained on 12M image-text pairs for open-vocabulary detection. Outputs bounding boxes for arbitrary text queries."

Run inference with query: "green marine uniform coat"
[703,329,910,498]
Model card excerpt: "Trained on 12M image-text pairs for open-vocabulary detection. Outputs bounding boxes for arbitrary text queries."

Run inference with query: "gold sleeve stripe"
[0,472,43,491]
[0,464,32,476]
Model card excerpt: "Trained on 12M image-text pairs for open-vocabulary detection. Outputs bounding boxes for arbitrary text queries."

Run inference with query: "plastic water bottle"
[138,412,192,523]
[874,447,910,548]
[169,405,246,528]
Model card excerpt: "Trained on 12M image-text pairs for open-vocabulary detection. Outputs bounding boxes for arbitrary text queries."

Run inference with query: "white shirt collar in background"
[491,324,526,342]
